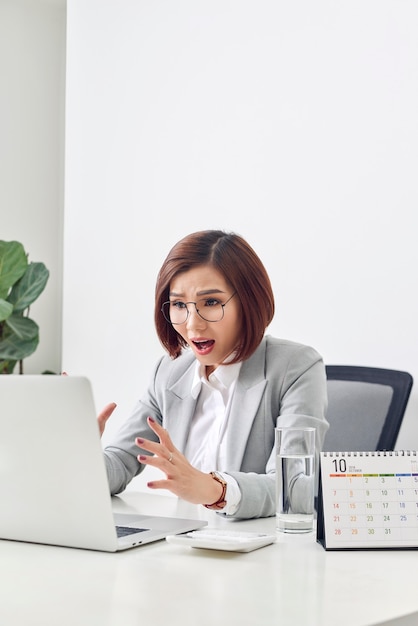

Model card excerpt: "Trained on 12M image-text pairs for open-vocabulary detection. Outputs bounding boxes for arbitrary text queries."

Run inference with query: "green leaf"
[0,298,13,322]
[7,262,49,313]
[0,241,28,298]
[0,242,48,369]
[0,359,18,374]
[0,324,39,361]
[5,315,39,340]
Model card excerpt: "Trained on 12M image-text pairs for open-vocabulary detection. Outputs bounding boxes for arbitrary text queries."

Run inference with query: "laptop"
[0,375,207,552]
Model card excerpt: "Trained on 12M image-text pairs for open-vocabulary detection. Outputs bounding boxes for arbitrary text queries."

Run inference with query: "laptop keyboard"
[116,525,148,538]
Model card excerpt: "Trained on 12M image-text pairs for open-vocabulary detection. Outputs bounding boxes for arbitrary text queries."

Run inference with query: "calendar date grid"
[326,470,418,543]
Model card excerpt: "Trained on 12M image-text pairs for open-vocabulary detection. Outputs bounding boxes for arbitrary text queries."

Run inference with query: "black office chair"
[323,365,413,452]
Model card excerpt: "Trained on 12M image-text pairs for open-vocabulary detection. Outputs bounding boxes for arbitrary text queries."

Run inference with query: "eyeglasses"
[161,293,236,325]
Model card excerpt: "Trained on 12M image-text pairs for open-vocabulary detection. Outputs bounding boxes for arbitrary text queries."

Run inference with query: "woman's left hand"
[135,417,222,506]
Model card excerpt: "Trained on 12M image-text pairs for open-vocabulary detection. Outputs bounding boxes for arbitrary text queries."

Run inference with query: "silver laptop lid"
[0,375,121,550]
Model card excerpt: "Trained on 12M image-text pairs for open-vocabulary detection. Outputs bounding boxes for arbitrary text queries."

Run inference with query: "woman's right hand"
[97,402,117,436]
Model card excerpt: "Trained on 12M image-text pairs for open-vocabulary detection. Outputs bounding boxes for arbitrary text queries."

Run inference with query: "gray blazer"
[104,335,329,519]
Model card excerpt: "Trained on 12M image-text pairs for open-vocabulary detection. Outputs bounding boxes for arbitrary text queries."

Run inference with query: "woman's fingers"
[97,402,117,436]
[135,417,216,504]
[135,415,176,457]
[146,415,173,447]
[135,417,181,474]
[135,434,176,463]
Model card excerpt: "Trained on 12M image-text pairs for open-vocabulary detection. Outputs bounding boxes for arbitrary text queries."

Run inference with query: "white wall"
[0,0,66,375]
[63,0,418,463]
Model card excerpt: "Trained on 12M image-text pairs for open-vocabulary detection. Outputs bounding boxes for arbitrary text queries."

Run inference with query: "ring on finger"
[168,452,173,463]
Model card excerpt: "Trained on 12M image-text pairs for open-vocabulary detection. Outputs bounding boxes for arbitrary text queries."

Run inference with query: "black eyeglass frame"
[161,292,236,325]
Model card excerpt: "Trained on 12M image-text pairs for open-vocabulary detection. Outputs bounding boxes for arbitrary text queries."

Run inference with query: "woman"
[102,230,328,519]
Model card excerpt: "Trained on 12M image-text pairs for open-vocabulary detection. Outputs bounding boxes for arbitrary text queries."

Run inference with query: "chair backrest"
[323,365,413,452]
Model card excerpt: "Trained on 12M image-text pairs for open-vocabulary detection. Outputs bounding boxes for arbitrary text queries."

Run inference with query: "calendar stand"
[316,451,418,550]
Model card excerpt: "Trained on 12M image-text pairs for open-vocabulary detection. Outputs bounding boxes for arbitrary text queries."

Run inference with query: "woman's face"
[168,265,241,375]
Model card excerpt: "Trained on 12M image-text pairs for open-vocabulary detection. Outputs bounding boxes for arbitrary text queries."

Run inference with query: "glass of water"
[275,427,316,533]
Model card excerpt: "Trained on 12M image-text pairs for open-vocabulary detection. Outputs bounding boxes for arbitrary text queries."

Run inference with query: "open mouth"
[192,339,215,354]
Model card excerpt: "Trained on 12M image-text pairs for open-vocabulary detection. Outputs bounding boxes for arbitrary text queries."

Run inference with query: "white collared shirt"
[184,360,242,515]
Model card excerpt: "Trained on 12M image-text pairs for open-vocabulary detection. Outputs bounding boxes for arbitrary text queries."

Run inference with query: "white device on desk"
[0,375,206,552]
[166,528,276,552]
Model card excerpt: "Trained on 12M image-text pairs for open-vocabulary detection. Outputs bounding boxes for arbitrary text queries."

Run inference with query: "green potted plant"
[0,240,49,374]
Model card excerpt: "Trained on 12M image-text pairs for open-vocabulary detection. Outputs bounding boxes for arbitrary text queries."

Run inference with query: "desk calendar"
[317,451,418,550]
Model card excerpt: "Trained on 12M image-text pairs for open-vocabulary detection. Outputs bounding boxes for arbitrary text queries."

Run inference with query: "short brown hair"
[155,230,275,361]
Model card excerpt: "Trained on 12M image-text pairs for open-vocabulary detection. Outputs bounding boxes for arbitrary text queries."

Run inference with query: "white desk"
[0,491,417,626]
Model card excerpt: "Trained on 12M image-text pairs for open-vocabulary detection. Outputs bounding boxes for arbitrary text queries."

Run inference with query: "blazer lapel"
[163,361,198,452]
[225,340,267,470]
